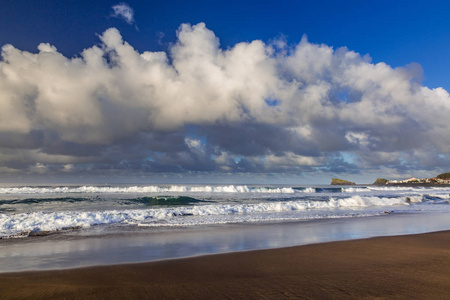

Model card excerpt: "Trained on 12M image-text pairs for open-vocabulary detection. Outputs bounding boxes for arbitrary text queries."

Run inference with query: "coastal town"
[375,172,450,185]
[332,173,450,185]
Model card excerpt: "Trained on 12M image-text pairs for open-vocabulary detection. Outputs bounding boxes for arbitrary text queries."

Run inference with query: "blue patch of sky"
[337,92,349,104]
[340,152,356,164]
[2,0,450,91]
[399,156,408,166]
[184,125,207,146]
[265,98,280,107]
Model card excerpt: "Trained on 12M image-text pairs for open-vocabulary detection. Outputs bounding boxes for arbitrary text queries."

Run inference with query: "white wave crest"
[300,187,316,193]
[4,185,448,195]
[0,195,418,238]
[330,195,418,207]
[0,185,300,195]
[427,194,450,199]
[341,187,370,193]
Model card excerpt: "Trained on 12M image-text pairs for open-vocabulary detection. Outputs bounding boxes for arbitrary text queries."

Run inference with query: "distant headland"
[332,173,450,186]
[373,172,450,185]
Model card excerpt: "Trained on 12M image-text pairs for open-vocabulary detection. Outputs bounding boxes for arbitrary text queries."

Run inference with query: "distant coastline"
[374,172,450,186]
[333,172,450,186]
[376,182,450,187]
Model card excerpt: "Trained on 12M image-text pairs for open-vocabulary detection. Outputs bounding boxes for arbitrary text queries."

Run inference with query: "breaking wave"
[0,185,298,194]
[0,195,205,208]
[1,184,445,195]
[131,196,205,206]
[0,195,423,238]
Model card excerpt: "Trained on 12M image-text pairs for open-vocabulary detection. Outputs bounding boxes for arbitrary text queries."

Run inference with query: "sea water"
[1,183,450,271]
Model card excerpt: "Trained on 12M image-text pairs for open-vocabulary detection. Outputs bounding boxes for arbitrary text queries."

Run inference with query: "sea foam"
[1,184,444,195]
[0,185,299,195]
[0,195,418,238]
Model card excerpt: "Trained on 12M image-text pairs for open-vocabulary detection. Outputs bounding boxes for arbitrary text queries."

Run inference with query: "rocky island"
[331,178,356,185]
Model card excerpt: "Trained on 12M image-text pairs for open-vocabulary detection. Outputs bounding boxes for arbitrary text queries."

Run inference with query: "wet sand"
[1,230,449,299]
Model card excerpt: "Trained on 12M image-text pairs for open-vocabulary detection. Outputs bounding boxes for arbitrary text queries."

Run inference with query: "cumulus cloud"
[1,22,450,180]
[111,3,135,25]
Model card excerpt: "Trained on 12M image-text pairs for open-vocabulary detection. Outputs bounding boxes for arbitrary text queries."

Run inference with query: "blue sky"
[2,0,449,90]
[1,1,450,183]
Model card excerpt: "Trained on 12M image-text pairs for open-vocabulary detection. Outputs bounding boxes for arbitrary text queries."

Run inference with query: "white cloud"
[264,152,319,168]
[111,3,135,25]
[345,132,370,147]
[1,23,450,177]
[30,163,48,174]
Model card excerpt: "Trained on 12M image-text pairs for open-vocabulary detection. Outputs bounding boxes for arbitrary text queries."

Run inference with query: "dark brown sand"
[1,231,449,299]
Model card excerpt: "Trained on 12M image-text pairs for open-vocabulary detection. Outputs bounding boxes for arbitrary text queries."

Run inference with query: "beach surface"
[1,230,449,299]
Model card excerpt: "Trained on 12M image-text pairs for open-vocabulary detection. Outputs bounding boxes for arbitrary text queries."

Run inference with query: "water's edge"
[1,211,449,273]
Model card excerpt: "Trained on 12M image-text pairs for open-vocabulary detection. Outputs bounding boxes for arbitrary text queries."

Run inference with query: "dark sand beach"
[1,230,449,299]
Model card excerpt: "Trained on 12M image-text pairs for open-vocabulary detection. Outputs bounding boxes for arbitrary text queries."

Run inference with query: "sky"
[1,0,450,184]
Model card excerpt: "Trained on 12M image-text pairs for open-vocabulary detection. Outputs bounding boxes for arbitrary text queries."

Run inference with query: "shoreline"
[1,230,449,299]
[2,211,450,273]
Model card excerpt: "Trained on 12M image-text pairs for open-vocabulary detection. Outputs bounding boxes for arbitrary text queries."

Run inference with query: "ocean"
[1,183,450,271]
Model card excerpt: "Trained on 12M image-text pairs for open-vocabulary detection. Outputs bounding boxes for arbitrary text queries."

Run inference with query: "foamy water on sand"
[1,183,450,271]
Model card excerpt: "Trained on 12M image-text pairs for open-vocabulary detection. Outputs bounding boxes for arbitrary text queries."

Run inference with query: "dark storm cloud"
[198,123,320,157]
